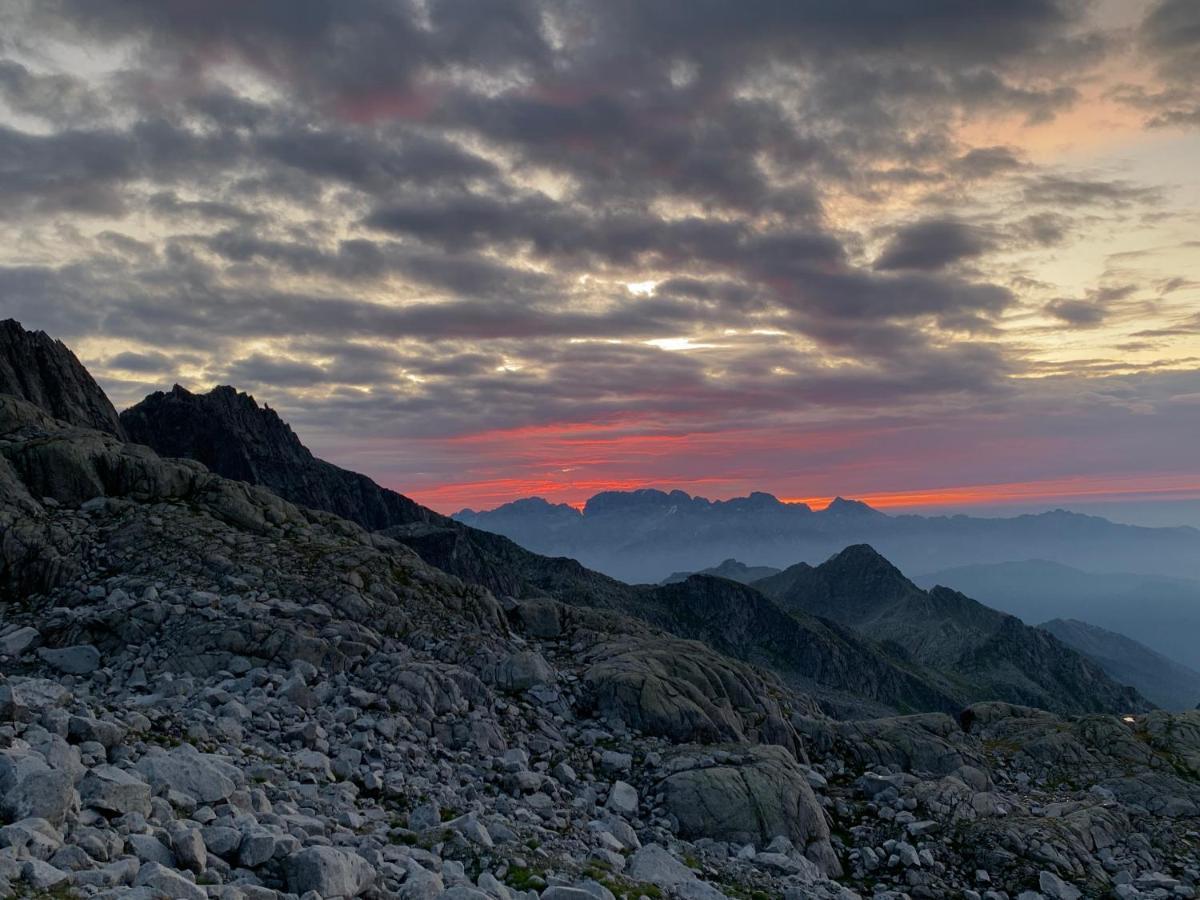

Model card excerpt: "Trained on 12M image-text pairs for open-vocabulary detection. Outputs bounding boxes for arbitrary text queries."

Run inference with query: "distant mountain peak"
[824,496,880,516]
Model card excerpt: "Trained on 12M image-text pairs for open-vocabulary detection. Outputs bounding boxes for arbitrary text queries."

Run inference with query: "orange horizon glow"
[402,471,1200,516]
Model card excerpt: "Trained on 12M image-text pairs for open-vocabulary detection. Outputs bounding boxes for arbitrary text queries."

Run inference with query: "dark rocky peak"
[0,319,126,438]
[121,384,313,485]
[120,382,441,532]
[817,544,914,595]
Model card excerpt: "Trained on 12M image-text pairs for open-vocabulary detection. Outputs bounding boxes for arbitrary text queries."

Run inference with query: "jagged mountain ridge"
[1039,618,1200,711]
[0,319,126,439]
[753,546,1149,716]
[454,488,1200,584]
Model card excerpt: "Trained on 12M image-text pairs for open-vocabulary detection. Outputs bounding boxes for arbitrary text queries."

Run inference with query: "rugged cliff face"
[0,319,126,439]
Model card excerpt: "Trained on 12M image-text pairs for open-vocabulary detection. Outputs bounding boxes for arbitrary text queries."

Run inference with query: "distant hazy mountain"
[915,560,1200,672]
[453,488,1200,584]
[1038,618,1200,711]
[753,546,1148,716]
[661,558,782,585]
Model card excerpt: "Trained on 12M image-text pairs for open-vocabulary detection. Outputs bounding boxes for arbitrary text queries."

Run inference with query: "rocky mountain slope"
[660,560,782,585]
[753,547,1149,716]
[454,489,1200,584]
[1039,618,1200,711]
[1,322,1199,899]
[915,559,1200,671]
[0,319,126,439]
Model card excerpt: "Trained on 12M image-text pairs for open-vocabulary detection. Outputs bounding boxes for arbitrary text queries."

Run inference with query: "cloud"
[1046,298,1105,327]
[0,0,1191,509]
[874,218,993,271]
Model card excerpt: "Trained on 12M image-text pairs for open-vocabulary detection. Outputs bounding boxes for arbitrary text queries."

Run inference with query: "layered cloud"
[0,0,1197,514]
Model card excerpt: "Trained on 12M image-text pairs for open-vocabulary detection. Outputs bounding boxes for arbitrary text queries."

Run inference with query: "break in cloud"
[0,0,1198,515]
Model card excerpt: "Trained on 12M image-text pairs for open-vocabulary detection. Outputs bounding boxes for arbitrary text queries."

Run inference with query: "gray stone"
[605,780,638,816]
[79,765,151,816]
[1039,871,1082,900]
[0,627,39,657]
[285,846,376,897]
[659,745,839,876]
[134,744,238,803]
[127,833,175,866]
[20,859,68,890]
[170,824,207,873]
[37,644,101,675]
[133,861,207,900]
[626,845,725,900]
[1,768,76,826]
[238,828,276,867]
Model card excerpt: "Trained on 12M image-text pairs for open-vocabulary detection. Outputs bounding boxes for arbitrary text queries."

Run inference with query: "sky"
[1,1,1199,521]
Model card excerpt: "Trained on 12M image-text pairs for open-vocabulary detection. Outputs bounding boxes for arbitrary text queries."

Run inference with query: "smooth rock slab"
[626,844,725,900]
[659,744,839,876]
[285,845,376,897]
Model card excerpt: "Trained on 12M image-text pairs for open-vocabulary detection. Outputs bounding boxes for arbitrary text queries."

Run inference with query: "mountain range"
[4,318,1200,898]
[454,489,1200,584]
[0,319,1143,721]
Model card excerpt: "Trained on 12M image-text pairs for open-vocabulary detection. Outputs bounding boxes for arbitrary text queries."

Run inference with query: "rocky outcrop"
[0,319,126,438]
[659,744,840,876]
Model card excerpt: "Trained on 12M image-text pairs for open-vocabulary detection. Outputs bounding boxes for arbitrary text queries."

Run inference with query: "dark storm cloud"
[256,130,497,190]
[874,218,993,271]
[148,192,262,227]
